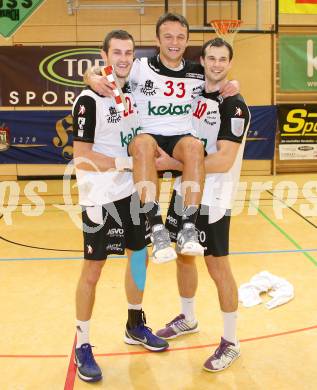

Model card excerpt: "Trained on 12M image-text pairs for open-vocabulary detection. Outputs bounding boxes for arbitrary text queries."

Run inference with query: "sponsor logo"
[132,335,147,343]
[148,101,191,116]
[185,72,204,80]
[282,108,317,137]
[200,138,207,148]
[140,80,157,96]
[78,105,86,115]
[106,106,121,123]
[106,243,122,252]
[78,117,86,129]
[107,227,124,237]
[191,85,204,99]
[166,215,178,227]
[120,126,141,147]
[203,109,218,126]
[39,48,101,87]
[298,145,314,151]
[235,107,243,116]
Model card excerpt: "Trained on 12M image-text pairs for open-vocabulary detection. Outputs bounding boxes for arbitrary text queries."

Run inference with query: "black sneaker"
[124,312,169,352]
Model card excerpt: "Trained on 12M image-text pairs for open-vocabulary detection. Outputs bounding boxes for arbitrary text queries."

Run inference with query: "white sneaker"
[176,223,204,256]
[203,337,240,372]
[151,224,177,264]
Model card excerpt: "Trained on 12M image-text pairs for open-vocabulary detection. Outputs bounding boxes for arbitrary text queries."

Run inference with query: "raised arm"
[83,66,115,97]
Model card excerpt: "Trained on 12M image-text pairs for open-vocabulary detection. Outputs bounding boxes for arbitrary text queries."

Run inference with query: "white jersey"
[72,87,140,206]
[174,91,250,222]
[129,56,204,136]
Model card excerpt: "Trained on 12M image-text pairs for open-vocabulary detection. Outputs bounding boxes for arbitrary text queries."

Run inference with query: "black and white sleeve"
[217,95,250,144]
[72,95,97,143]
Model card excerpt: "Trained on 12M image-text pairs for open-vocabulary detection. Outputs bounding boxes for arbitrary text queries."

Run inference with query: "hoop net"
[209,19,242,45]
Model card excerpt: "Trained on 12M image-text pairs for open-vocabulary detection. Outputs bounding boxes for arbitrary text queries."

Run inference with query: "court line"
[1,248,317,262]
[95,324,317,357]
[64,335,77,390]
[256,205,317,267]
[2,324,316,360]
[267,190,317,229]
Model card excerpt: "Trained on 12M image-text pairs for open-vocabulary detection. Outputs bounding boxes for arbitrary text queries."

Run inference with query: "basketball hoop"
[209,19,242,45]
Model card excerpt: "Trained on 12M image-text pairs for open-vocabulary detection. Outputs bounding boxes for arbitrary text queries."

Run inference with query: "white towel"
[238,283,263,307]
[239,271,294,309]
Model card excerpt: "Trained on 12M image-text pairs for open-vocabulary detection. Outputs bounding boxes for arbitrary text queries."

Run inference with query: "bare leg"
[204,255,238,312]
[172,137,205,207]
[128,134,158,204]
[76,259,106,320]
[177,254,198,298]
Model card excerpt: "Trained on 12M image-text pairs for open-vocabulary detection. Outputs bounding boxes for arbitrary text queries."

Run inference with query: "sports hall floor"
[0,173,316,390]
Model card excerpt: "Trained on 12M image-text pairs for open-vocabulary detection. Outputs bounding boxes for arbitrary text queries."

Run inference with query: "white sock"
[222,311,238,345]
[181,296,196,323]
[76,320,90,348]
[128,303,142,310]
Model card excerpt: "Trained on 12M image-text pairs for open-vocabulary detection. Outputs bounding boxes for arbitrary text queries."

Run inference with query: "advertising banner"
[280,0,317,14]
[0,106,277,164]
[0,110,72,163]
[278,104,317,160]
[0,0,46,38]
[244,106,277,160]
[0,46,202,107]
[279,35,317,91]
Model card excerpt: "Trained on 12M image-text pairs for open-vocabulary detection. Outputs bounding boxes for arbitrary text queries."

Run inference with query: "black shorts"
[82,194,151,260]
[165,191,231,257]
[145,133,194,157]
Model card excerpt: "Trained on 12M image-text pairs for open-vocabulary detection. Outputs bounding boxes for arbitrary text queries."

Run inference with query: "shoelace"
[180,227,199,243]
[166,314,184,327]
[214,342,231,359]
[81,345,97,366]
[153,229,170,248]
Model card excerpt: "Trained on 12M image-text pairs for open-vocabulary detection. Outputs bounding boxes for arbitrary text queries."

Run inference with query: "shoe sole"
[178,249,204,256]
[152,249,177,264]
[202,353,241,372]
[176,243,204,257]
[74,357,103,382]
[124,335,169,352]
[156,327,200,340]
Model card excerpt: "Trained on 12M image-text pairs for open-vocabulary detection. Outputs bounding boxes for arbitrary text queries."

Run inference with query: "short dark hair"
[102,30,135,54]
[156,13,189,38]
[201,38,233,61]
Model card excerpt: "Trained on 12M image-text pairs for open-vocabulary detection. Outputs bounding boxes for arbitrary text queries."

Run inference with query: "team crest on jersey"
[191,85,204,99]
[231,118,245,137]
[106,106,121,123]
[140,80,157,96]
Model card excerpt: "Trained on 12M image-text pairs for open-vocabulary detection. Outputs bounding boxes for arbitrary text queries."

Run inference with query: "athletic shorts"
[165,190,231,257]
[82,194,151,260]
[147,133,194,156]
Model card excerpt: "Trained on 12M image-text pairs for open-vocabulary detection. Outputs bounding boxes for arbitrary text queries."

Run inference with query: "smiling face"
[101,38,134,82]
[201,44,232,88]
[156,21,188,68]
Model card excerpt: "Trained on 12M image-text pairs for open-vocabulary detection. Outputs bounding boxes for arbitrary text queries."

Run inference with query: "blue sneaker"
[124,316,169,352]
[74,343,102,382]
